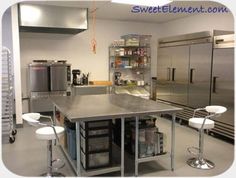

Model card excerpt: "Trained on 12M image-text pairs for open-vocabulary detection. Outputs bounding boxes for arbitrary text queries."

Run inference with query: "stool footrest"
[51,158,65,170]
[187,146,200,156]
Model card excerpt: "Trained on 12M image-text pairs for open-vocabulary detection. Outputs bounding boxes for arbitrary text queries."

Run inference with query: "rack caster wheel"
[209,132,214,136]
[9,136,15,143]
[179,119,183,125]
[12,130,17,136]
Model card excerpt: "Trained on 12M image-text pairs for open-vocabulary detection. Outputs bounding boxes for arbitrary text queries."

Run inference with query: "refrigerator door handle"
[190,68,195,83]
[213,76,219,93]
[215,39,224,44]
[167,67,171,81]
[172,68,176,81]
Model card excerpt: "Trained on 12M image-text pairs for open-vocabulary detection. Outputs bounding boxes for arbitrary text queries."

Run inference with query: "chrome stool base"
[187,157,215,170]
[41,172,65,177]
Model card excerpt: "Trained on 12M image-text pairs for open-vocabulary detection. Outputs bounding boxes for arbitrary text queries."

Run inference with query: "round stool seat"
[23,113,41,120]
[36,126,64,140]
[189,118,214,129]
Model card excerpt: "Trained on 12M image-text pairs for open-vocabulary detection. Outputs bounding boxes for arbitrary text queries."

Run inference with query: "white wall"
[20,19,161,102]
[160,12,234,37]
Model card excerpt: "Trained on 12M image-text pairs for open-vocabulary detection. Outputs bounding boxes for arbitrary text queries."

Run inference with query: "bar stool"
[187,106,227,170]
[22,113,65,177]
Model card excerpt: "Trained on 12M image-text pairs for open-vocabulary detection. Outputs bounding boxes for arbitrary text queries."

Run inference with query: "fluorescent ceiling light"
[111,0,172,6]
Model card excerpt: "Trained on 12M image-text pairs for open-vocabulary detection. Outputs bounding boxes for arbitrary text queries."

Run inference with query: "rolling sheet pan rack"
[2,47,17,143]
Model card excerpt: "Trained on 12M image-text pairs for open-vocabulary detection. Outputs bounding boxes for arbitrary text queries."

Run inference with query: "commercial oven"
[29,63,50,92]
[28,60,71,112]
[29,61,70,92]
[50,63,68,91]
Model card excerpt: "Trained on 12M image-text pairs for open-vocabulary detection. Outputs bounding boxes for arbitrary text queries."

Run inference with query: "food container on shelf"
[119,48,125,56]
[112,39,125,46]
[121,34,152,47]
[121,34,140,46]
[139,35,152,47]
[137,80,145,86]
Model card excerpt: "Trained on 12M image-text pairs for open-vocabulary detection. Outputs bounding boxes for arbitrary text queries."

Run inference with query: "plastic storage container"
[80,128,109,137]
[81,151,110,169]
[121,34,140,46]
[66,127,77,160]
[121,34,152,47]
[139,35,152,47]
[81,120,110,129]
[81,136,110,152]
[80,120,112,170]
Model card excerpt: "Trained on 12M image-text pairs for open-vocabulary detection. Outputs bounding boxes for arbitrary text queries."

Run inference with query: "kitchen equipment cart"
[51,94,182,176]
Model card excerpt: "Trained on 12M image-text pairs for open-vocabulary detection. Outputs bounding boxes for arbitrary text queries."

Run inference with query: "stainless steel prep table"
[51,94,182,176]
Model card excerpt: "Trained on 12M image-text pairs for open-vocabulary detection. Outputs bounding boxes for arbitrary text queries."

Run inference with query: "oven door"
[50,64,67,91]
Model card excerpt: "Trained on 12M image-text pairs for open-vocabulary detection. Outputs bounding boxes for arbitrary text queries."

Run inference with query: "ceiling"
[28,1,229,23]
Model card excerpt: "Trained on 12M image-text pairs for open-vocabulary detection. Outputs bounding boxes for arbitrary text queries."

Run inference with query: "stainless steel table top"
[51,94,182,122]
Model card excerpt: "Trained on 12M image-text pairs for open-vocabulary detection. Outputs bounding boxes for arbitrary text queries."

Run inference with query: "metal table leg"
[135,116,139,176]
[47,140,53,176]
[171,113,176,171]
[76,122,81,176]
[53,105,56,124]
[121,118,125,177]
[53,105,56,145]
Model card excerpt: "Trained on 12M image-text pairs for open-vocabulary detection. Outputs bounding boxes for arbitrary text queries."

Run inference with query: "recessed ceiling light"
[111,0,172,7]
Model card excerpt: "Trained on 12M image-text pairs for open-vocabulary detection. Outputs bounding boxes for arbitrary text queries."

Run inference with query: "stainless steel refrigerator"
[157,45,189,106]
[188,43,212,108]
[211,34,234,139]
[157,32,212,108]
[156,31,234,140]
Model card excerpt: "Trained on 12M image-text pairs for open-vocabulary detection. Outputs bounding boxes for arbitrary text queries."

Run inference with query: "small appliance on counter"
[72,69,82,85]
[82,73,89,85]
[114,72,122,85]
[72,69,89,86]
